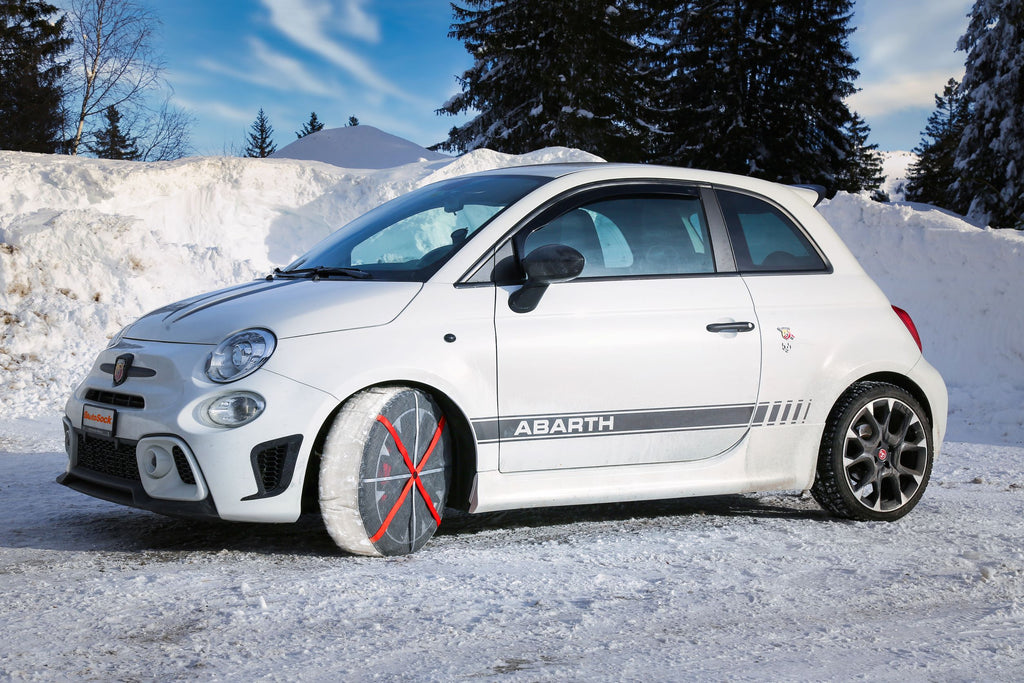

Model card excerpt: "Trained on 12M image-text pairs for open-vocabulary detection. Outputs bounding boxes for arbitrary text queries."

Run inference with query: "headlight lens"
[204,392,266,427]
[205,329,276,383]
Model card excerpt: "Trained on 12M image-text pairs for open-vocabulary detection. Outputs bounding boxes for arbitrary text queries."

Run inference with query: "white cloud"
[849,69,965,117]
[852,0,972,74]
[259,0,412,101]
[174,96,254,124]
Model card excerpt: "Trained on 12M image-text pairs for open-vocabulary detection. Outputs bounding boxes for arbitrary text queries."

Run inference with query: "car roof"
[471,162,823,207]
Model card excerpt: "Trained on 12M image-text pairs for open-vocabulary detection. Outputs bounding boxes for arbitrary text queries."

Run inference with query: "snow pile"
[820,193,1024,443]
[0,138,1020,445]
[272,125,450,169]
[0,143,601,419]
[879,150,917,201]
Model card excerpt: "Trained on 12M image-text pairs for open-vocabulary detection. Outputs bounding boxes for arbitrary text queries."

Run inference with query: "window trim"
[459,179,734,286]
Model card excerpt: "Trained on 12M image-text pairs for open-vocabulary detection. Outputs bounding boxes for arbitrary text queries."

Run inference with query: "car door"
[492,185,762,473]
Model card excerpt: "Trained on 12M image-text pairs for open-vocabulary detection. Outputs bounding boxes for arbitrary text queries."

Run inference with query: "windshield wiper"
[268,266,372,281]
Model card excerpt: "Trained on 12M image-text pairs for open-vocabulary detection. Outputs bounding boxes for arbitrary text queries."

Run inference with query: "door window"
[522,194,715,277]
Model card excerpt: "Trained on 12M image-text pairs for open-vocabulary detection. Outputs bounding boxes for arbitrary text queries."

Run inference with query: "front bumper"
[62,338,338,522]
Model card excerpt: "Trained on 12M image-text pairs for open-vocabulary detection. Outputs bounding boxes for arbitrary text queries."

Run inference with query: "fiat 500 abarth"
[61,163,947,556]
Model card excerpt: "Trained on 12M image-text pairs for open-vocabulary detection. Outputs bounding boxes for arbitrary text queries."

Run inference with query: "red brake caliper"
[369,414,447,544]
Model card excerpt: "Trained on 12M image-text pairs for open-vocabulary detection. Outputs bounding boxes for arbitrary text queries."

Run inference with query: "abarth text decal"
[472,400,811,444]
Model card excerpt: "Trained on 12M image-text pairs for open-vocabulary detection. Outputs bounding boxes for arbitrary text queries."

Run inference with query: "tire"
[319,386,452,556]
[811,382,933,521]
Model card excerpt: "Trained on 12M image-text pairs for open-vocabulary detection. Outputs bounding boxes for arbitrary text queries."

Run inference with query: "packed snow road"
[1,424,1021,681]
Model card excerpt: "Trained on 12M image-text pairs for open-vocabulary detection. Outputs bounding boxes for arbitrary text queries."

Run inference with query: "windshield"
[283,174,550,281]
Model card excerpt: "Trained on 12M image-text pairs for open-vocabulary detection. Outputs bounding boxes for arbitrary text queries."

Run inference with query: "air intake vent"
[171,446,196,485]
[84,389,145,409]
[76,433,140,481]
[242,435,302,500]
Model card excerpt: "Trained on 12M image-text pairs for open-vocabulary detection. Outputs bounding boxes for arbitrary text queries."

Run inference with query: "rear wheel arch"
[854,371,933,429]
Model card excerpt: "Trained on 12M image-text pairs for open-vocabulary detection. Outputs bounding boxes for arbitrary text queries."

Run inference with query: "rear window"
[717,190,826,272]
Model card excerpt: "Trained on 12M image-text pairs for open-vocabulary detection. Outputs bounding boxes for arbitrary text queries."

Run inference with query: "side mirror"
[508,244,585,313]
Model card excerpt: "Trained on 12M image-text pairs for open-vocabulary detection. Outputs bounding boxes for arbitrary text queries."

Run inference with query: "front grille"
[172,446,196,485]
[76,433,139,481]
[84,388,145,409]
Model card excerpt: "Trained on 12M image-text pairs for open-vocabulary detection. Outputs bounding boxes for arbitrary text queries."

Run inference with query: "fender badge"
[777,327,795,353]
[113,353,134,387]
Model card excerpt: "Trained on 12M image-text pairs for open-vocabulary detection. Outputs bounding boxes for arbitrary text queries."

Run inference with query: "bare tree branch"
[66,0,164,155]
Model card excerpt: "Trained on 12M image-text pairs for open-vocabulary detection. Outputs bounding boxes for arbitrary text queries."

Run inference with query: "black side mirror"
[508,244,585,313]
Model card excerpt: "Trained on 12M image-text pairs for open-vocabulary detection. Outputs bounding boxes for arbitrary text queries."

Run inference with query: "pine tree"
[905,78,971,212]
[347,115,359,126]
[0,0,71,153]
[85,105,139,159]
[438,0,656,161]
[834,113,884,196]
[953,0,1024,229]
[244,108,277,158]
[296,111,324,138]
[652,0,876,191]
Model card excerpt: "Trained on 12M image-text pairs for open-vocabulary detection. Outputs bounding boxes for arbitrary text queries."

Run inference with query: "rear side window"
[717,190,826,272]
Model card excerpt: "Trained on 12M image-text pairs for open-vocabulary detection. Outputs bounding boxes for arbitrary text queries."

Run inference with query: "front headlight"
[205,329,276,383]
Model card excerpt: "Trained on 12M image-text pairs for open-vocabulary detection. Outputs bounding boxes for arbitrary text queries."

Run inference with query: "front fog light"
[205,392,266,427]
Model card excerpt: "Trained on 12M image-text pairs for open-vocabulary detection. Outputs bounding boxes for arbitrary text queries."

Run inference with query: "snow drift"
[272,125,451,169]
[0,138,1020,445]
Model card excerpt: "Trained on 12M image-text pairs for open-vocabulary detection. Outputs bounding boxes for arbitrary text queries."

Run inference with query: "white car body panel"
[491,276,760,472]
[60,163,948,531]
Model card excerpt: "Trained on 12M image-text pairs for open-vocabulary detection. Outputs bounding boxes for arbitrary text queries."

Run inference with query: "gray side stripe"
[472,399,812,444]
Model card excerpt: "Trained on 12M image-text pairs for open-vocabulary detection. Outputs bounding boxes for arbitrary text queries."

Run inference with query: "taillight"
[892,305,922,352]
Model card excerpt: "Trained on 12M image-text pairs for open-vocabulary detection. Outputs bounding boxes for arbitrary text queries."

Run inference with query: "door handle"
[706,321,755,333]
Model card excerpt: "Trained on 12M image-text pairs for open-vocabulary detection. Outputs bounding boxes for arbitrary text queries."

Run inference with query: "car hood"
[125,279,423,344]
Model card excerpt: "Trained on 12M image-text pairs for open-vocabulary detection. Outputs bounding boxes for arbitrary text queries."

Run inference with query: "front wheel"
[811,382,933,521]
[319,386,452,556]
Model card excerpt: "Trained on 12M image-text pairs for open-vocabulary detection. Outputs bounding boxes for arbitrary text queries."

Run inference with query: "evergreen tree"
[905,78,971,212]
[834,113,884,196]
[85,105,139,159]
[0,0,71,153]
[652,1,876,191]
[347,115,359,126]
[953,0,1024,229]
[296,111,324,138]
[244,108,277,158]
[438,0,656,161]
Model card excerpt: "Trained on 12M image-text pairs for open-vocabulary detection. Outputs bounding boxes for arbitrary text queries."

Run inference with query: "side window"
[522,194,715,277]
[717,190,826,272]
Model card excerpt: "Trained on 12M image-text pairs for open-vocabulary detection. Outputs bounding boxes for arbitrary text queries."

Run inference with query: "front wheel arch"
[302,382,477,515]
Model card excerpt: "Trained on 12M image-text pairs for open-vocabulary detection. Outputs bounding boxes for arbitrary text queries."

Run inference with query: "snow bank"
[0,145,601,419]
[0,143,1020,445]
[272,125,450,169]
[820,193,1024,443]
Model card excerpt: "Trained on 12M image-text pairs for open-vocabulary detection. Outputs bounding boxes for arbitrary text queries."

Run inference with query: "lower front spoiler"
[57,467,221,521]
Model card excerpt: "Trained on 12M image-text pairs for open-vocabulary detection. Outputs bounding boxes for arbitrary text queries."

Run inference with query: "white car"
[61,163,947,556]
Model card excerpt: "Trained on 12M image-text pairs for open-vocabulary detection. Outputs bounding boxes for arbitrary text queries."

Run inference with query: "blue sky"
[145,0,973,155]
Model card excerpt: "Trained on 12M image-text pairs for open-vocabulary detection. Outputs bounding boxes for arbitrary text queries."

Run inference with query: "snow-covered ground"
[1,130,1022,678]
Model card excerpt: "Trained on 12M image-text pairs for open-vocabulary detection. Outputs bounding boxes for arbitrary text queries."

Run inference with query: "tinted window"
[523,194,715,277]
[717,190,826,272]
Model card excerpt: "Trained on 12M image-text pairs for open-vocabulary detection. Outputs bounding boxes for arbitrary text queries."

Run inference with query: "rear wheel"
[811,382,932,521]
[319,386,452,556]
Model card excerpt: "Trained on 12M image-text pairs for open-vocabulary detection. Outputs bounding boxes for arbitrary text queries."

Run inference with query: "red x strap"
[369,414,447,544]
